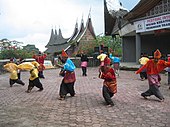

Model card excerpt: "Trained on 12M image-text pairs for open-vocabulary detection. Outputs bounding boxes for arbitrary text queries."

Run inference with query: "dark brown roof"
[45,29,54,48]
[124,0,162,21]
[104,0,117,35]
[67,22,79,42]
[45,42,69,54]
[72,18,85,41]
[71,14,96,42]
[85,15,96,39]
[45,28,69,54]
[53,28,69,45]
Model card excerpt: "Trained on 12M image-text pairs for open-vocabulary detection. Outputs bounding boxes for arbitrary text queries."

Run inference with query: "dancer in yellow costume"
[3,59,25,87]
[18,61,44,93]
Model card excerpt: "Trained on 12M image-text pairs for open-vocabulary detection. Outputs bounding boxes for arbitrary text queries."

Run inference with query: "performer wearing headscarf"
[33,51,47,78]
[3,59,25,87]
[56,50,76,100]
[18,61,44,93]
[136,49,170,102]
[99,57,117,107]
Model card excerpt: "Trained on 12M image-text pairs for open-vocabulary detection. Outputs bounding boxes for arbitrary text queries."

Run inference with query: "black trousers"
[140,72,147,79]
[102,85,114,105]
[38,71,45,78]
[28,78,43,90]
[168,72,170,84]
[10,79,25,86]
[59,80,75,98]
[82,67,87,76]
[17,73,21,79]
[141,85,164,100]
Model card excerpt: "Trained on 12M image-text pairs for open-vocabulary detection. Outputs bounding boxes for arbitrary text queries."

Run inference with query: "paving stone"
[0,68,169,127]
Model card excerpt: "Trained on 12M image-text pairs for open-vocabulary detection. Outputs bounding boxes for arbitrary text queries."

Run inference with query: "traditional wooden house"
[45,13,96,59]
[65,14,96,56]
[104,0,170,63]
[45,28,70,57]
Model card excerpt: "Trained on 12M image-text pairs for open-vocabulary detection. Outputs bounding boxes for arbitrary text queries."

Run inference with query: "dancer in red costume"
[33,52,47,78]
[99,57,117,107]
[136,49,170,102]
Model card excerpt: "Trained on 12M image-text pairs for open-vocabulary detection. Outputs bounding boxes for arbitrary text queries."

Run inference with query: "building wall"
[122,36,136,62]
[78,29,96,52]
[122,33,170,62]
[141,34,170,56]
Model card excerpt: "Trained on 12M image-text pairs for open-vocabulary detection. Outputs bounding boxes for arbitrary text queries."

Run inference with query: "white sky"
[0,0,140,52]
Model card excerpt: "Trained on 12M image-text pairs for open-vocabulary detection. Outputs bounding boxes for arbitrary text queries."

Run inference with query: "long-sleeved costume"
[97,53,107,66]
[109,53,120,76]
[138,56,149,80]
[3,63,25,87]
[27,67,43,92]
[59,51,76,100]
[33,53,47,78]
[99,65,117,106]
[33,54,47,64]
[18,61,43,93]
[136,59,170,100]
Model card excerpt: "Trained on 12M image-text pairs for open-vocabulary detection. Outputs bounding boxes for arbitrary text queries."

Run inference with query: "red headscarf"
[104,57,111,66]
[61,49,68,57]
[154,49,161,59]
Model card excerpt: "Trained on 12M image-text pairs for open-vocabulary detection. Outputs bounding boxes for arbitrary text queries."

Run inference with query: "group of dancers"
[3,49,170,107]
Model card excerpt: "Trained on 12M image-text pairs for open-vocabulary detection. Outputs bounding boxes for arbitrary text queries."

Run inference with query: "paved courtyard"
[0,67,170,127]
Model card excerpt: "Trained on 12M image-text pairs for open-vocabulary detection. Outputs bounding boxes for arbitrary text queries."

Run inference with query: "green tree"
[0,49,33,59]
[95,35,122,56]
[22,44,39,54]
[79,35,122,56]
[0,39,39,59]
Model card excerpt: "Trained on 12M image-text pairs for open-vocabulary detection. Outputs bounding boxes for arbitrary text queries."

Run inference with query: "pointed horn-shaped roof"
[86,12,95,38]
[79,16,85,33]
[65,21,79,52]
[67,21,79,43]
[45,29,55,48]
[55,29,57,35]
[76,11,96,42]
[104,0,117,35]
[58,28,63,39]
[72,16,85,40]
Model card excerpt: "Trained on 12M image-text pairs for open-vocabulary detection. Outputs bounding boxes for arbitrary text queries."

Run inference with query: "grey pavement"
[0,67,170,127]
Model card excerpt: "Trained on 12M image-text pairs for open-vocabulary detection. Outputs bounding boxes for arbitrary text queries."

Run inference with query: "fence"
[70,57,100,68]
[0,57,100,74]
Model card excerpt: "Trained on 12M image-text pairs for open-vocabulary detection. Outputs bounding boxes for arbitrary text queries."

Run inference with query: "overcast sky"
[0,0,140,51]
